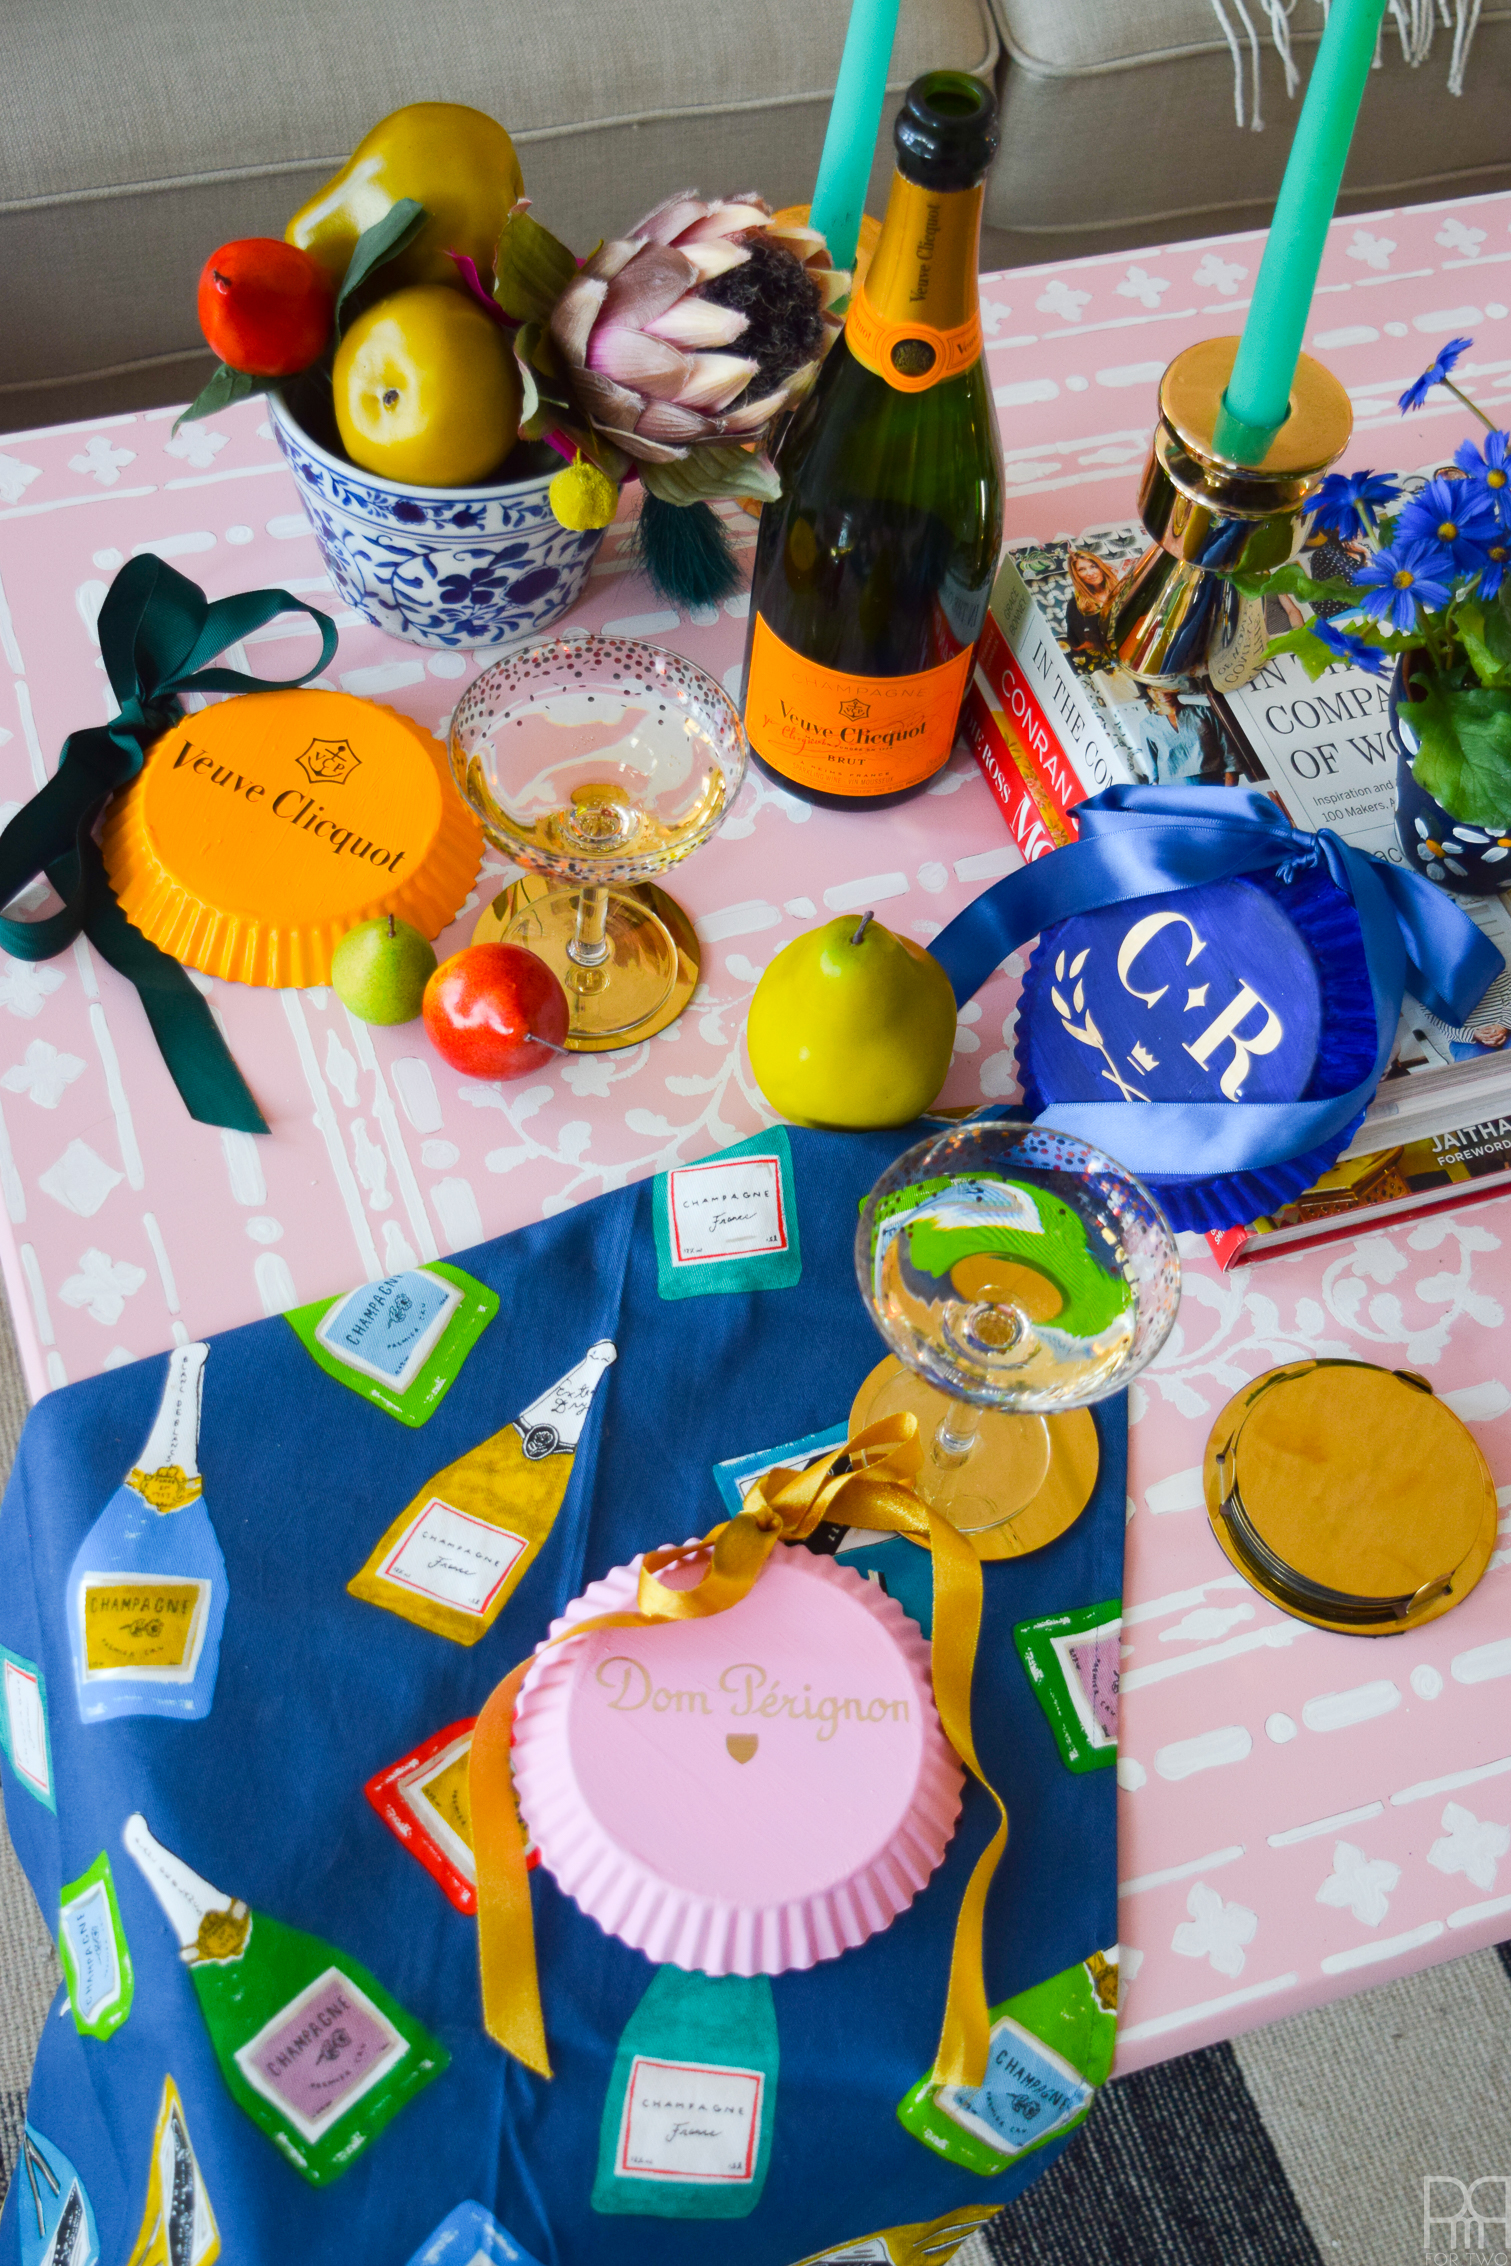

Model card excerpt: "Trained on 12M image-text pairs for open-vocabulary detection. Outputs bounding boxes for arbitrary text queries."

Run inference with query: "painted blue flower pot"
[268,389,607,652]
[1391,656,1511,894]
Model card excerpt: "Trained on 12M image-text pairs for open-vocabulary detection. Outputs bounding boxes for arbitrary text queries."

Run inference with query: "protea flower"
[549,191,839,464]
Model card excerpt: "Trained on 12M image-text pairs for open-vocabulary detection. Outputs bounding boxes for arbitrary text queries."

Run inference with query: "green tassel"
[632,493,742,610]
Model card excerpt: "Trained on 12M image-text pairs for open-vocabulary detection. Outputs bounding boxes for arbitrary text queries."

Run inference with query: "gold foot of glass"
[472,875,700,1051]
[848,1355,1099,1555]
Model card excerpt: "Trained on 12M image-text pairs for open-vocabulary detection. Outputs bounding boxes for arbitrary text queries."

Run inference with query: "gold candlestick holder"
[1102,337,1353,688]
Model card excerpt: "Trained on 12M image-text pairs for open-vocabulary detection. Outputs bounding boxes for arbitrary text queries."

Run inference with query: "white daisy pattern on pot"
[1412,815,1461,880]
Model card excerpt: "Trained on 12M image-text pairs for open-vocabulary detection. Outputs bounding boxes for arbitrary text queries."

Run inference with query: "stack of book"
[961,505,1511,1267]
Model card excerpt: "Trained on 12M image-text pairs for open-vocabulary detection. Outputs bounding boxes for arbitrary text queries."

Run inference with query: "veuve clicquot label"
[744,616,974,797]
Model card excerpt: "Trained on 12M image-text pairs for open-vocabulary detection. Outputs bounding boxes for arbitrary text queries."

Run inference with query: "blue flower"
[1305,469,1401,538]
[1312,619,1389,675]
[1455,430,1511,522]
[1352,539,1454,632]
[1396,475,1500,571]
[1399,335,1473,413]
[1477,537,1511,602]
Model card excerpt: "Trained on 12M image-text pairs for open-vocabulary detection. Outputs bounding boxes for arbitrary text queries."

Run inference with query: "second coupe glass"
[853,1119,1180,1546]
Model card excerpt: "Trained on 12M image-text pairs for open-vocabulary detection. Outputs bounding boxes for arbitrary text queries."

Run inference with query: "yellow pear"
[747,911,958,1128]
[287,103,524,291]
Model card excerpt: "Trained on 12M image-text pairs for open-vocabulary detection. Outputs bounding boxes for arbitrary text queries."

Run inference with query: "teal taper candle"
[808,0,902,274]
[1220,0,1387,459]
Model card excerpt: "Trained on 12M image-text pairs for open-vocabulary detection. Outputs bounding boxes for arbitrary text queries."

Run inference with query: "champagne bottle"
[123,2075,218,2266]
[592,1966,779,2220]
[124,1814,448,2187]
[58,1849,134,2039]
[742,71,1004,809]
[348,1340,616,1645]
[65,1343,227,1723]
[19,2124,100,2266]
[895,1947,1118,2172]
[403,2199,545,2266]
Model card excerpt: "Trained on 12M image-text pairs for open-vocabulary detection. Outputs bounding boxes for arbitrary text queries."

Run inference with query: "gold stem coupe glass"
[448,633,748,1050]
[853,1120,1180,1548]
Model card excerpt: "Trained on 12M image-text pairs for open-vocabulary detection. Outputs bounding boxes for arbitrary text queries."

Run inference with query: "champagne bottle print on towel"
[123,2075,218,2266]
[896,1949,1118,2173]
[124,1815,448,2187]
[365,1715,541,1914]
[349,1340,616,1643]
[592,1967,779,2219]
[18,2124,100,2266]
[286,1263,499,1425]
[58,1850,134,2040]
[65,1343,227,1722]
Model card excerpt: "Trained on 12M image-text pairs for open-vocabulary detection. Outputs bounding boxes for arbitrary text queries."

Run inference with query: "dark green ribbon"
[0,553,337,1133]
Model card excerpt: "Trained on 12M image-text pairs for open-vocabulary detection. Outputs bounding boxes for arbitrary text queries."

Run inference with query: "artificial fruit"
[331,915,437,1025]
[197,240,334,376]
[423,943,569,1079]
[549,190,833,466]
[334,285,522,486]
[746,911,957,1128]
[286,102,524,292]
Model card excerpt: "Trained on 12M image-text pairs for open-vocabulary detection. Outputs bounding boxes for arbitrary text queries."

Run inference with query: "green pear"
[331,915,437,1026]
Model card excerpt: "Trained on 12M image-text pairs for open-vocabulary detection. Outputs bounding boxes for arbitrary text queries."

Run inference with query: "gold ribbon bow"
[469,1414,1008,2088]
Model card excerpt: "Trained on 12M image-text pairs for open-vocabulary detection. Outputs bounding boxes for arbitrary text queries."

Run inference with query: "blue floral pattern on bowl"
[1390,656,1511,894]
[269,393,607,651]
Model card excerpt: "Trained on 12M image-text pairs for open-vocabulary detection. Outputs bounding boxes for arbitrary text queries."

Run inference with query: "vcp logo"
[1423,2174,1511,2259]
[1031,880,1322,1109]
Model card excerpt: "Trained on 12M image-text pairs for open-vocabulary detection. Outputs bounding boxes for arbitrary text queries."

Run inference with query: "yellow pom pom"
[549,454,618,532]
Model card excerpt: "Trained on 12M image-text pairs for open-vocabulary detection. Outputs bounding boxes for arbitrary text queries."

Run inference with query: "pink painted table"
[2,192,1509,2071]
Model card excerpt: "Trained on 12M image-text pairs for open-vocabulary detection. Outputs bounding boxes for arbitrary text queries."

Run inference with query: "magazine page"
[1004,524,1271,793]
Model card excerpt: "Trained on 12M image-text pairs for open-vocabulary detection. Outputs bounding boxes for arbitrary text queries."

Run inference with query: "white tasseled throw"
[1208,0,1483,130]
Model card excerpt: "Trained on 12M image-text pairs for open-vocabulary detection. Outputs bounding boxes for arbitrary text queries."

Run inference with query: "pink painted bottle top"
[512,1545,963,1974]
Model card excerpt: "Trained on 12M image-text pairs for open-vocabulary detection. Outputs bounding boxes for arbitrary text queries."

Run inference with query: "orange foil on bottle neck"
[844,175,985,393]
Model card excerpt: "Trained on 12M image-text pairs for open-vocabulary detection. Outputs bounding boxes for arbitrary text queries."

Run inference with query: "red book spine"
[959,682,1063,862]
[974,613,1089,828]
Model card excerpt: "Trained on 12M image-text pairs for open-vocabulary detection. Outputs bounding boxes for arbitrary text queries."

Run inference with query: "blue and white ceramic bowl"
[268,390,608,652]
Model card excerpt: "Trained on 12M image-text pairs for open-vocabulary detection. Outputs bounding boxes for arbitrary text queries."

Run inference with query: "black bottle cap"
[894,71,1000,192]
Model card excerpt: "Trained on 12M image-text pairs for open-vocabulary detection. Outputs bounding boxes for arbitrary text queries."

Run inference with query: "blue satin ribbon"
[929,786,1504,1179]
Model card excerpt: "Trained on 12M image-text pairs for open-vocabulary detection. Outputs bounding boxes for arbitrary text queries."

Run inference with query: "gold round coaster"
[472,874,699,1050]
[1204,1359,1498,1635]
[848,1355,1099,1558]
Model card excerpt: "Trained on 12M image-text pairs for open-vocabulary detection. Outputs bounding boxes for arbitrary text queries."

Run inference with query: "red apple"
[422,943,569,1079]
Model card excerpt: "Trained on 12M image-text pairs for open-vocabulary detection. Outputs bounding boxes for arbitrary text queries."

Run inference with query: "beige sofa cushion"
[1,0,997,428]
[995,0,1240,72]
[993,0,1510,77]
